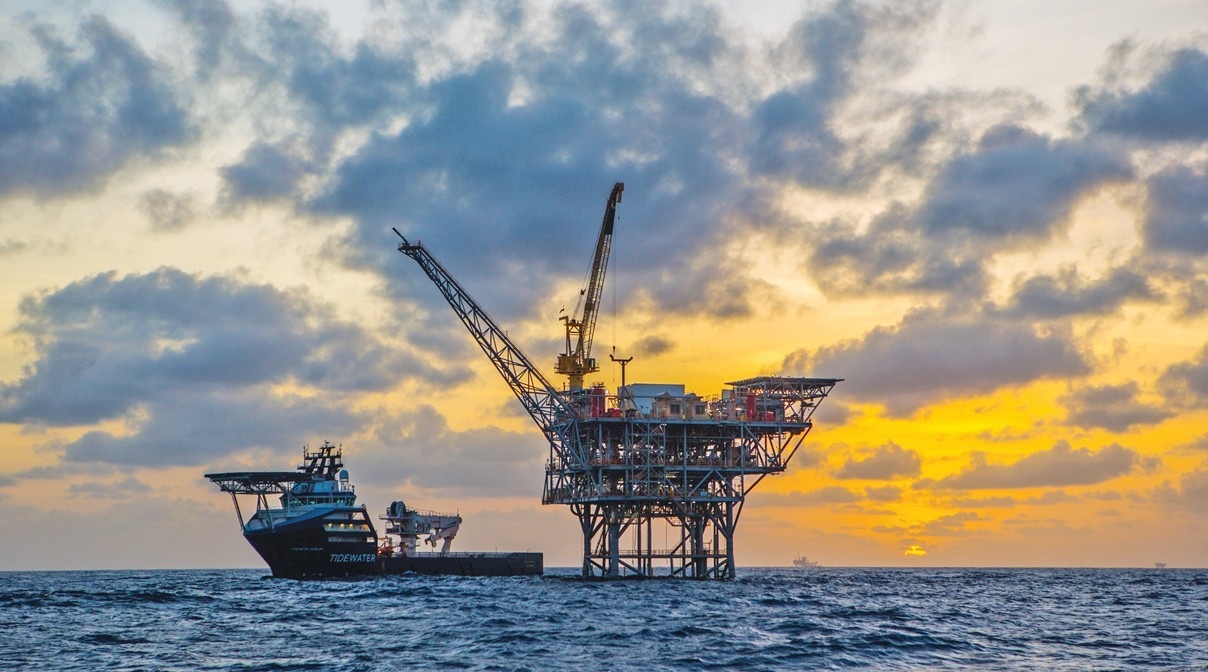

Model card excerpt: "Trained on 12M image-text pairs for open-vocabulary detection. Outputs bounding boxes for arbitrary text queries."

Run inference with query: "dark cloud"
[1076,47,1208,141]
[304,0,955,324]
[64,393,362,467]
[917,440,1146,490]
[756,486,862,506]
[0,15,193,197]
[632,335,673,358]
[1152,464,1208,515]
[806,213,988,298]
[915,125,1132,242]
[918,511,988,536]
[1158,343,1208,408]
[1173,277,1208,319]
[1028,490,1078,505]
[996,266,1157,319]
[804,126,1130,299]
[948,491,1079,508]
[160,0,240,80]
[949,495,1018,508]
[0,239,29,256]
[1061,381,1173,432]
[1175,434,1208,453]
[220,140,313,205]
[872,511,988,537]
[0,268,439,465]
[751,0,941,188]
[358,404,546,498]
[140,189,197,232]
[273,17,418,130]
[835,441,922,479]
[1141,164,1208,256]
[864,485,902,502]
[65,477,148,499]
[786,308,1091,415]
[810,399,851,426]
[320,49,746,320]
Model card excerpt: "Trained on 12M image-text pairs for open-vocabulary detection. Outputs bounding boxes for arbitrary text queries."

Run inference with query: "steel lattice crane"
[555,182,623,391]
[393,185,841,579]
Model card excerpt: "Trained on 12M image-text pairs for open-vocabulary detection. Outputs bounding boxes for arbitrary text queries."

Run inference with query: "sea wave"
[0,567,1204,671]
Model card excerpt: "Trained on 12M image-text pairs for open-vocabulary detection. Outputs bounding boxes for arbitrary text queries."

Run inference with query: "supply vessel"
[205,441,542,578]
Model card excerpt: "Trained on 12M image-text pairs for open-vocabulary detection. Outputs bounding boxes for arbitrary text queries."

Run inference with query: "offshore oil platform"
[394,183,840,579]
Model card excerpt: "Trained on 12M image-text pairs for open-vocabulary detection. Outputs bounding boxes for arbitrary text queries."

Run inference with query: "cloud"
[290,0,955,324]
[918,440,1148,490]
[220,140,314,205]
[787,307,1091,415]
[864,485,902,502]
[757,486,863,506]
[835,441,922,479]
[63,393,362,467]
[0,267,444,466]
[1173,277,1208,319]
[632,335,673,357]
[1159,343,1208,408]
[1175,434,1208,453]
[914,125,1132,242]
[0,15,193,197]
[1141,164,1208,256]
[0,268,420,425]
[805,212,988,298]
[919,511,988,536]
[160,0,239,81]
[1027,490,1078,505]
[875,511,988,537]
[803,126,1131,299]
[948,491,1081,508]
[255,3,420,131]
[357,404,546,498]
[996,266,1157,319]
[1152,465,1208,515]
[1076,47,1208,142]
[1061,381,1173,432]
[140,189,197,232]
[65,477,148,500]
[750,0,941,188]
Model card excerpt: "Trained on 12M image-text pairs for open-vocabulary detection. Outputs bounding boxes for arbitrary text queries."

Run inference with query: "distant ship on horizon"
[1154,562,1168,569]
[793,555,819,568]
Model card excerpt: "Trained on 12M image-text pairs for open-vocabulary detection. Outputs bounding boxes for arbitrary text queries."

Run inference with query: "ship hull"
[244,516,542,579]
[245,518,379,579]
[380,553,543,576]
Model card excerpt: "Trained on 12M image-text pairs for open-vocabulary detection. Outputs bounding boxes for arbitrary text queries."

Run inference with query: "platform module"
[394,184,841,578]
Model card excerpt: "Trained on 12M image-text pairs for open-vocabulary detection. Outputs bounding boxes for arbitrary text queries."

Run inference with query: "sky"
[1,0,1206,570]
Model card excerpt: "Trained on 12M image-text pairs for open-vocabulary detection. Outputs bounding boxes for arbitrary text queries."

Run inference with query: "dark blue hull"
[244,508,542,579]
[380,553,543,576]
[244,509,378,579]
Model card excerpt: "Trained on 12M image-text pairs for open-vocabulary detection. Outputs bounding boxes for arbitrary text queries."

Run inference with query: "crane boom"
[393,230,575,443]
[556,182,623,390]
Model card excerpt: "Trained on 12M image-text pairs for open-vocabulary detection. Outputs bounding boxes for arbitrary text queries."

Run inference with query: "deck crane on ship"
[393,184,841,579]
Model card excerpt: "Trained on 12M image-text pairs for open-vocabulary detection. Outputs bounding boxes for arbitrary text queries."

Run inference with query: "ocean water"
[0,567,1204,671]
